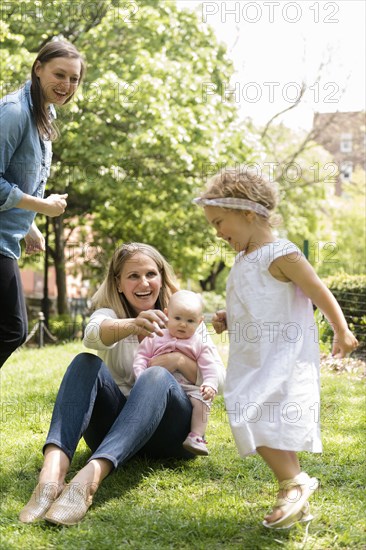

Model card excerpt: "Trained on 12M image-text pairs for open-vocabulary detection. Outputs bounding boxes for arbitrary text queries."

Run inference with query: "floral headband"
[192,197,270,218]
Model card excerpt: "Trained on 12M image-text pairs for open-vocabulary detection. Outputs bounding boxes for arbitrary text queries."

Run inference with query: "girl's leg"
[257,446,301,523]
[257,446,300,481]
[0,256,27,368]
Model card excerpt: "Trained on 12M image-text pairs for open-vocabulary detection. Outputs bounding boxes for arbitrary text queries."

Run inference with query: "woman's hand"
[149,352,179,372]
[24,222,45,254]
[99,310,167,347]
[200,385,216,401]
[133,310,168,338]
[41,194,68,217]
[149,352,197,383]
[212,310,227,334]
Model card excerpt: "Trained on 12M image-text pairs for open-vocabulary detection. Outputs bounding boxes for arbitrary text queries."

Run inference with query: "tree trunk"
[52,216,69,314]
[199,260,226,291]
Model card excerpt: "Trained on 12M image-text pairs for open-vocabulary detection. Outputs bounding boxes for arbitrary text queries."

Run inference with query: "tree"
[317,169,365,276]
[1,0,258,307]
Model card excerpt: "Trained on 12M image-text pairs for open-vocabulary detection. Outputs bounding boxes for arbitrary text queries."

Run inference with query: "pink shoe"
[183,432,209,456]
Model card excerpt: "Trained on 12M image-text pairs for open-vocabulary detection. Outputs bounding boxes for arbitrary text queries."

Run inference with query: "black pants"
[0,255,28,368]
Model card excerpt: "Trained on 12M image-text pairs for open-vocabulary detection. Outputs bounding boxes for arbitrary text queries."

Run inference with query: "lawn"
[0,342,365,549]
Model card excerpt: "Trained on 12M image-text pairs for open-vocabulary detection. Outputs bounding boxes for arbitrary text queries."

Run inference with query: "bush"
[48,314,86,342]
[201,291,226,316]
[320,274,366,356]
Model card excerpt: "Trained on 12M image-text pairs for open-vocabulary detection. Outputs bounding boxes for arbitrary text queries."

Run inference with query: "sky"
[176,0,366,130]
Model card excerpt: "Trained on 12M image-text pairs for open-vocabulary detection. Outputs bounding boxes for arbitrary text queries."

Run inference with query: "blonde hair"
[91,243,178,318]
[201,168,279,222]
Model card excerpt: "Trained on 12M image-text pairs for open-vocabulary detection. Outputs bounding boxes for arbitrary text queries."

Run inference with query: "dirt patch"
[320,353,366,378]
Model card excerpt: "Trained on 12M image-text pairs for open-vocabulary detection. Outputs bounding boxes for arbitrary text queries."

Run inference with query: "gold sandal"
[263,471,318,529]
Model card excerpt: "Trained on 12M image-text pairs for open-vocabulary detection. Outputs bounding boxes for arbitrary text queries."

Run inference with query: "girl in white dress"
[194,168,358,529]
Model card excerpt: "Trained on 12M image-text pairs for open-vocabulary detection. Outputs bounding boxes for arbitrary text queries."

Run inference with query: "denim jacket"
[0,81,54,259]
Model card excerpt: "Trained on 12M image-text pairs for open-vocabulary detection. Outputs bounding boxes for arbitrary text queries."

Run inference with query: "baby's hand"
[332,329,359,358]
[200,385,216,401]
[212,310,227,334]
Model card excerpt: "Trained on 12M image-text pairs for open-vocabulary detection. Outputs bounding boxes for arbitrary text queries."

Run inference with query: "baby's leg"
[190,397,209,436]
[182,397,211,455]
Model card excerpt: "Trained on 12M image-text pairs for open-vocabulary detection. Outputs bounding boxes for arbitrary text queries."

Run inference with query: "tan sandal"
[263,471,318,529]
[44,484,93,526]
[19,483,62,523]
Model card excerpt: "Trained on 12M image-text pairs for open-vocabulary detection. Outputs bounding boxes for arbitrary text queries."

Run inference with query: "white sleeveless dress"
[224,239,322,456]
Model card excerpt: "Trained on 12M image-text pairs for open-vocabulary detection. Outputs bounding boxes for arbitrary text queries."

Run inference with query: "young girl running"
[0,40,85,368]
[194,168,358,529]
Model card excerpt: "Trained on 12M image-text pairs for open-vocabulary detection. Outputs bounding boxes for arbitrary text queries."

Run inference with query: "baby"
[133,290,222,455]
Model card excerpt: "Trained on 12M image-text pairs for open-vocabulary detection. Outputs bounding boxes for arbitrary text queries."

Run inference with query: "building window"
[340,161,353,181]
[340,133,353,153]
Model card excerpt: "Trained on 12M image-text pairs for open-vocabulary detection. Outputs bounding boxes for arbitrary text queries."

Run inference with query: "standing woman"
[0,40,85,368]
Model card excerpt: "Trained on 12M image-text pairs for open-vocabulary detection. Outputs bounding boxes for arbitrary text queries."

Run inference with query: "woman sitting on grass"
[19,242,226,526]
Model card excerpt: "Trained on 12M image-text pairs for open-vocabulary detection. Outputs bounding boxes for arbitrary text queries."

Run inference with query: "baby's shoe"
[183,432,209,456]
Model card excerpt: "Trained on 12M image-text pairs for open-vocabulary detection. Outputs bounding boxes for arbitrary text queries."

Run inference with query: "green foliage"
[48,314,77,341]
[319,274,366,354]
[317,172,366,277]
[2,1,363,297]
[259,123,335,251]
[1,0,261,287]
[201,291,226,315]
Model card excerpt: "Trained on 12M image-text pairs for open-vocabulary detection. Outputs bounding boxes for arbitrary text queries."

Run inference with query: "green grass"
[0,343,365,549]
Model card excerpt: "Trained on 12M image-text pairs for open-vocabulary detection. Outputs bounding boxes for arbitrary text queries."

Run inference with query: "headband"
[192,197,270,218]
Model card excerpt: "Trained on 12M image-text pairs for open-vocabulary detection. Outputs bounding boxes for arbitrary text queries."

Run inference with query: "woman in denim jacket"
[0,40,85,368]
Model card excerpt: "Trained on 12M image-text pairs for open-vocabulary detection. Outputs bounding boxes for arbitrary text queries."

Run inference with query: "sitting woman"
[19,242,226,526]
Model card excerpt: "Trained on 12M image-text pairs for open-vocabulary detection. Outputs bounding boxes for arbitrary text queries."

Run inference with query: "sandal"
[262,471,318,529]
[263,501,314,529]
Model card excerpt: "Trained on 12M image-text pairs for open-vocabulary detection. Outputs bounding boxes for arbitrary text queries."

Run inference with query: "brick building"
[312,111,366,194]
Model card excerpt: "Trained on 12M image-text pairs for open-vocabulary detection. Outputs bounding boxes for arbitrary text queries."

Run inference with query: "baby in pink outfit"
[133,290,223,455]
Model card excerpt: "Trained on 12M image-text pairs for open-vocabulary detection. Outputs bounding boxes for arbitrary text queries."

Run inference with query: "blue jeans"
[44,353,194,469]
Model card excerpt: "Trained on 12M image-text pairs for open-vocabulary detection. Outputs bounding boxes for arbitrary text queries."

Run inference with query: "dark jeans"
[44,353,194,468]
[0,255,27,368]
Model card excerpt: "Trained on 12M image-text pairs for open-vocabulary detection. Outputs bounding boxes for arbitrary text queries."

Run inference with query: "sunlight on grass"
[0,343,365,549]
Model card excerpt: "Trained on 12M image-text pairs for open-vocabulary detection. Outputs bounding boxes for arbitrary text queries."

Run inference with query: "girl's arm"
[212,310,227,334]
[272,253,358,357]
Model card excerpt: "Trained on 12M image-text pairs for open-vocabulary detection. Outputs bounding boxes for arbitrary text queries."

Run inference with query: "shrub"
[48,314,86,342]
[320,274,366,356]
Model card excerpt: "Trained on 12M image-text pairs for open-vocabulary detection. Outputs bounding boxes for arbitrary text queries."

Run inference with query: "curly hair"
[201,168,279,214]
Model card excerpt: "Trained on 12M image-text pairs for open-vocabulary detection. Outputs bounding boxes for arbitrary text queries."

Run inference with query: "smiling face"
[204,205,254,252]
[116,252,162,314]
[35,57,82,107]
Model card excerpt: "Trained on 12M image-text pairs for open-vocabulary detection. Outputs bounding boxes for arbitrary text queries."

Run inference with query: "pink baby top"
[133,326,222,391]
